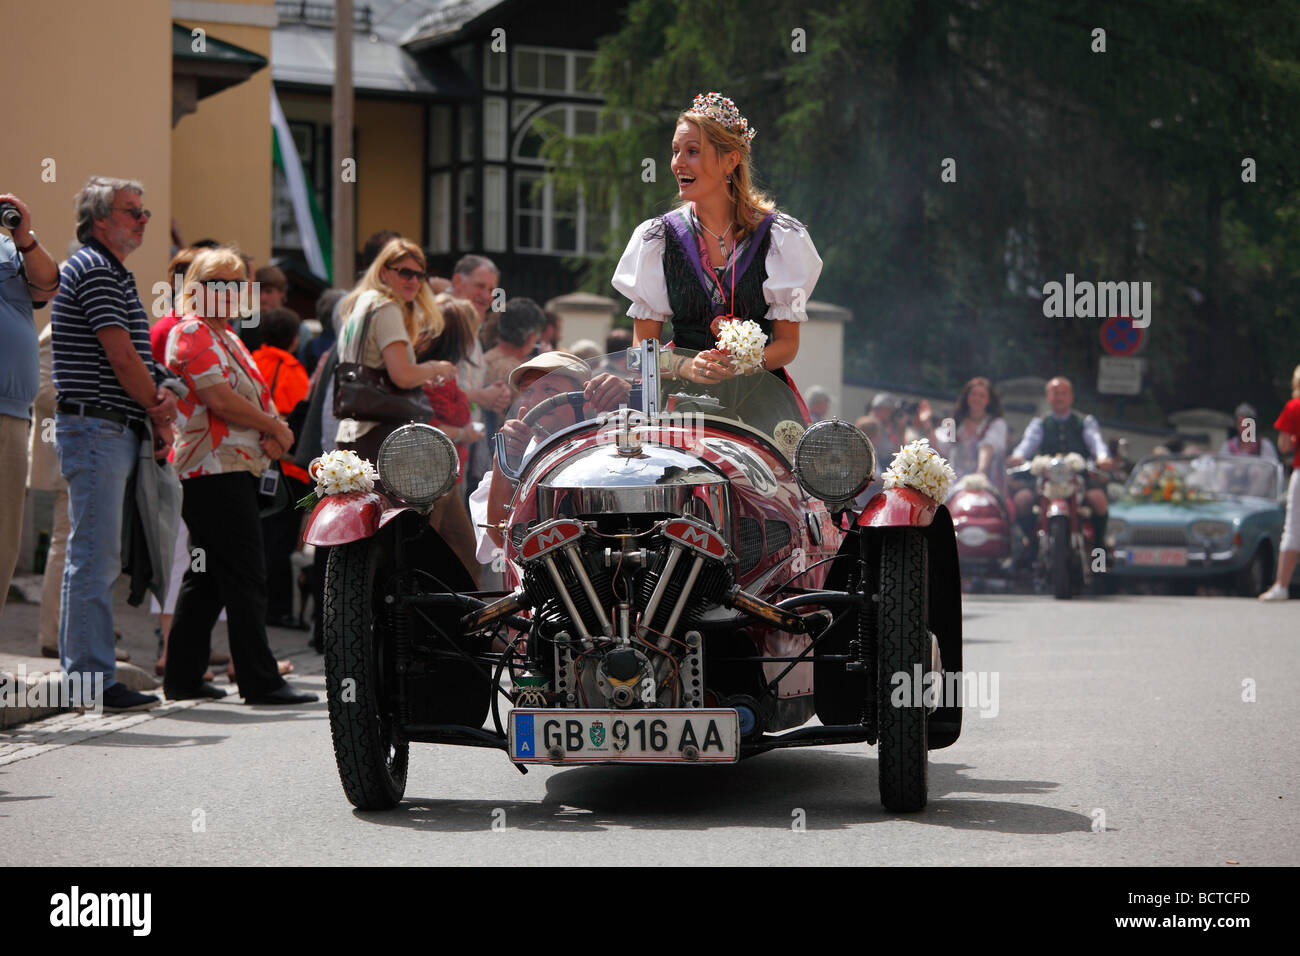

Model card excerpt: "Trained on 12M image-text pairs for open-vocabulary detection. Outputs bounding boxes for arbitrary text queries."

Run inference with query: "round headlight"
[793,419,876,504]
[377,424,458,511]
[1189,520,1232,541]
[1046,460,1075,484]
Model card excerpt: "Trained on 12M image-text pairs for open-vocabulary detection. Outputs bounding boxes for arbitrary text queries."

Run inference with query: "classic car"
[304,341,963,813]
[1106,454,1286,595]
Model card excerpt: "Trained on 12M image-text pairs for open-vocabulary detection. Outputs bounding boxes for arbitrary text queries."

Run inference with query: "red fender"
[1043,498,1072,519]
[856,486,939,528]
[302,490,412,546]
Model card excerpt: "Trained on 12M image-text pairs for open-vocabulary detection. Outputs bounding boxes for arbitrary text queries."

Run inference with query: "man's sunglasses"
[114,207,152,221]
[388,266,427,281]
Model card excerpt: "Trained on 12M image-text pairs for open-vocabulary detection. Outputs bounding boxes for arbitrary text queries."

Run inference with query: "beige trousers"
[0,414,31,613]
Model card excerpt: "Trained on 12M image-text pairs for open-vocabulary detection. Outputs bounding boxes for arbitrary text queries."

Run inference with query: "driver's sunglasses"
[388,266,427,281]
[114,206,152,221]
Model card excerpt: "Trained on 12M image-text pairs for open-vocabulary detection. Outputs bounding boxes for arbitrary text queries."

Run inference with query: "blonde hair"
[1291,363,1300,398]
[339,237,444,349]
[181,247,247,317]
[676,108,775,238]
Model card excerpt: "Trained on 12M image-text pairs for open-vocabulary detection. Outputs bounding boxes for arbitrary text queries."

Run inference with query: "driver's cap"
[509,350,591,390]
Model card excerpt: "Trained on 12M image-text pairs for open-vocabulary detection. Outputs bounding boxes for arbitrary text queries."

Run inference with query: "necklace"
[693,206,734,261]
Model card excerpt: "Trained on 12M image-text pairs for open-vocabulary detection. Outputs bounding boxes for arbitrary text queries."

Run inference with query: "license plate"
[1130,547,1187,566]
[508,709,739,764]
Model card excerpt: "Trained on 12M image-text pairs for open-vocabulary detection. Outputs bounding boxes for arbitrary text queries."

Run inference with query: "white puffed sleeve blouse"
[611,212,823,324]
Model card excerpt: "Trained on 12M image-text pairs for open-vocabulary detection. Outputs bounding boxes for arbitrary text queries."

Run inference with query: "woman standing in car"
[613,92,821,396]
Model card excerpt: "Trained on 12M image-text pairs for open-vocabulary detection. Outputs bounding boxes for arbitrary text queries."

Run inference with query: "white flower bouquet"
[296,449,381,511]
[953,471,992,492]
[1064,452,1087,472]
[1029,455,1053,476]
[714,318,767,373]
[881,438,957,502]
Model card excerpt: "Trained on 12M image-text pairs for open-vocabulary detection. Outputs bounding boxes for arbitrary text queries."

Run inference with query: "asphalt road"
[2,594,1297,866]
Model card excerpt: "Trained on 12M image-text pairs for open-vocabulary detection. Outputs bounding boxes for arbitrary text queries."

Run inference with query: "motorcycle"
[946,472,1015,591]
[1008,454,1098,599]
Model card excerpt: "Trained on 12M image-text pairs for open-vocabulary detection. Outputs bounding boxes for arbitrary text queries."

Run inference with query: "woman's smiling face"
[672,120,733,203]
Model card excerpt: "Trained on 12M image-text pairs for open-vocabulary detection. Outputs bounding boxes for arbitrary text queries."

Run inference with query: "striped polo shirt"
[51,238,159,424]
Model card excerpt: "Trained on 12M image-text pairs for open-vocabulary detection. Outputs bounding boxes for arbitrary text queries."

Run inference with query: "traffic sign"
[1100,315,1144,356]
[1098,356,1142,395]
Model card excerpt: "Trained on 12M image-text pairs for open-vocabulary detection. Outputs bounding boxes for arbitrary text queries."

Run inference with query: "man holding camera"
[0,193,60,613]
[51,176,180,712]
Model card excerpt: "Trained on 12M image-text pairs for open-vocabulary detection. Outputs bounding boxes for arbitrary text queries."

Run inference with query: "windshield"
[495,347,809,476]
[1124,454,1280,502]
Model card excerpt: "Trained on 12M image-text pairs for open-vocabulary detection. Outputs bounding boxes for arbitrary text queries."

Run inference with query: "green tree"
[546,0,1300,418]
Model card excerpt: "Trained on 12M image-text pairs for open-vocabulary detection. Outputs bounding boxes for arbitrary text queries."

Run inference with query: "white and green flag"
[271,88,330,281]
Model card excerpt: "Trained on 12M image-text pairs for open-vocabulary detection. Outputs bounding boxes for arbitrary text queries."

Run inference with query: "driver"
[468,351,630,567]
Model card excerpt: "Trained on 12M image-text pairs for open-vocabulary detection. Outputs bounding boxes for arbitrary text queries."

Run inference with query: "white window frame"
[429,172,451,253]
[512,45,601,98]
[483,97,507,162]
[483,165,506,253]
[512,104,601,165]
[484,40,506,90]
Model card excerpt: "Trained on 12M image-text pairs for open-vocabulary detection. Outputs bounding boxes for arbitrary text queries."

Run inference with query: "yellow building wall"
[171,14,274,273]
[279,92,426,254]
[355,100,425,251]
[0,0,173,320]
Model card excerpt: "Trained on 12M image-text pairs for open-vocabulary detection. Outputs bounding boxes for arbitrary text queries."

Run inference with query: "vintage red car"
[305,342,963,813]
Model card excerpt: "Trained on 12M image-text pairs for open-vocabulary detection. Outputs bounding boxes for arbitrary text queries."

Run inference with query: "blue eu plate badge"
[514,714,535,759]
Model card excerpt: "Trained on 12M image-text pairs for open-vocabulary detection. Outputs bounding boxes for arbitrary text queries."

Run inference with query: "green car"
[1107,454,1287,596]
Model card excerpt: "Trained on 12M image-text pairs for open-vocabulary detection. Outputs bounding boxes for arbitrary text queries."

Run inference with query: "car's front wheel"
[876,527,929,813]
[1233,546,1268,598]
[324,537,408,810]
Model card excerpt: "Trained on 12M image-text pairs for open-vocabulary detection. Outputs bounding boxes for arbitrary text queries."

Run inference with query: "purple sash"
[663,209,775,311]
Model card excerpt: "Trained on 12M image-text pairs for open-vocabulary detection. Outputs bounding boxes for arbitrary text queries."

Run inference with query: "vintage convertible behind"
[305,342,963,813]
[1107,453,1286,595]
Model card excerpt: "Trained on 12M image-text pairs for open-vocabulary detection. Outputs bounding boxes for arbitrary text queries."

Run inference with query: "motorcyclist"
[1006,376,1116,549]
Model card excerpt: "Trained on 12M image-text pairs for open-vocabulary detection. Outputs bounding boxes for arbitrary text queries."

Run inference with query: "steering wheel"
[495,391,588,483]
[520,390,588,430]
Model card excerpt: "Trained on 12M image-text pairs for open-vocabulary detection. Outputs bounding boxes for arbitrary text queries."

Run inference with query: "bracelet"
[759,351,769,372]
[15,231,38,254]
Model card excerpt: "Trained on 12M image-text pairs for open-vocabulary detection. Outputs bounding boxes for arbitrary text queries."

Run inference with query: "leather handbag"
[333,305,433,424]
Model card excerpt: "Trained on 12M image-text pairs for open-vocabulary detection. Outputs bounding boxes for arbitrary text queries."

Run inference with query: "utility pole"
[333,0,355,284]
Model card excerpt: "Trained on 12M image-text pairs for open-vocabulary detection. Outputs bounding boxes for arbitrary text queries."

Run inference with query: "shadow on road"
[158,702,327,726]
[352,749,1090,834]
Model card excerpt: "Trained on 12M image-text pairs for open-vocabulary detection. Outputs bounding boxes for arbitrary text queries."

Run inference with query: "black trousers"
[263,473,311,619]
[164,472,285,699]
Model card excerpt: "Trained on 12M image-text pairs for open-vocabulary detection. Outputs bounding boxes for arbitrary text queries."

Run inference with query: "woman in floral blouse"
[161,247,317,705]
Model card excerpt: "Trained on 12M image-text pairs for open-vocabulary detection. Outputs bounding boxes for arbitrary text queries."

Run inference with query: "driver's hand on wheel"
[584,372,631,411]
[497,418,533,461]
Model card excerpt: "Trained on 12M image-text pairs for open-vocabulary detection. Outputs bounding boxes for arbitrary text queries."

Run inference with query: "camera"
[0,202,22,230]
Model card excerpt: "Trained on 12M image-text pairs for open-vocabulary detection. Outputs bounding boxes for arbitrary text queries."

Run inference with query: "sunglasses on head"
[388,265,427,281]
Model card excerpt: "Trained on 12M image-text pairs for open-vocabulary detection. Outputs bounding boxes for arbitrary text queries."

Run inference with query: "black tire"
[1234,547,1267,598]
[876,527,929,813]
[1049,515,1071,600]
[324,538,408,810]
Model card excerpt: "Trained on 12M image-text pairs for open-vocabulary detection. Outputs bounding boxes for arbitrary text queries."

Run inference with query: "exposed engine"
[517,515,731,711]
